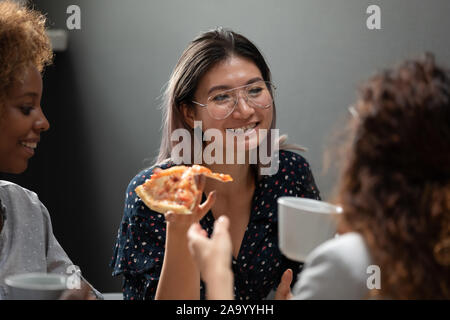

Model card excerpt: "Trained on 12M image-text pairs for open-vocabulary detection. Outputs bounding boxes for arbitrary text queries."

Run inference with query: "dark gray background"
[7,0,449,293]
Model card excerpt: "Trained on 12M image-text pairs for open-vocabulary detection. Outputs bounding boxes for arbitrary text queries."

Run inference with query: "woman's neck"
[204,163,255,199]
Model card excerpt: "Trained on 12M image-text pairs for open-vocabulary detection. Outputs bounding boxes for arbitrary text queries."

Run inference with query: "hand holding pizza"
[148,167,232,299]
[164,175,216,228]
[135,165,231,228]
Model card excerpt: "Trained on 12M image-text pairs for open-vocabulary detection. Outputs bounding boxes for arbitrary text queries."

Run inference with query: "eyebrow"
[15,92,39,99]
[207,77,263,95]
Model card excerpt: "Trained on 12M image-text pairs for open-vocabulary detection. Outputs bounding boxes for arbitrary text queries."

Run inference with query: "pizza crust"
[135,185,194,214]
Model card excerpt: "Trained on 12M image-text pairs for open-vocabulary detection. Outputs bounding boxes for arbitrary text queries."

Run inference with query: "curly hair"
[0,0,52,117]
[337,53,450,299]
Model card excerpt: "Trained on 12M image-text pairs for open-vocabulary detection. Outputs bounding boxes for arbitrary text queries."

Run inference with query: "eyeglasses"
[192,80,275,120]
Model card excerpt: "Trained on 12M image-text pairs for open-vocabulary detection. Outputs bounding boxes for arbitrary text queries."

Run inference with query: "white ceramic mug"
[278,197,342,262]
[5,273,68,300]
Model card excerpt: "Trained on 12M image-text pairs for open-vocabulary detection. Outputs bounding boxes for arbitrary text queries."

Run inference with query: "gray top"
[0,180,101,299]
[292,232,373,300]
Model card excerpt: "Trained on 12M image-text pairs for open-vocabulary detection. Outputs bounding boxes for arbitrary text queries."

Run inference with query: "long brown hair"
[156,28,304,173]
[337,53,450,299]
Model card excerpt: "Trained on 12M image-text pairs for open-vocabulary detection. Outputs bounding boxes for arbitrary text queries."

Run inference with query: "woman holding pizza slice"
[111,28,321,300]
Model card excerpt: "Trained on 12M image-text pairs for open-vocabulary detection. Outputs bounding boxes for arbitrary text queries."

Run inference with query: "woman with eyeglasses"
[111,28,321,300]
[187,53,450,300]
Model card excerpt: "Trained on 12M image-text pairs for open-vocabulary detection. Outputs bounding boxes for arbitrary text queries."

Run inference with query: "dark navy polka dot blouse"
[111,150,321,300]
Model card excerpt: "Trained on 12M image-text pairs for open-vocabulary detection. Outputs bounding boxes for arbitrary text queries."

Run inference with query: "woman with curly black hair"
[187,53,450,299]
[331,53,450,299]
[0,0,100,300]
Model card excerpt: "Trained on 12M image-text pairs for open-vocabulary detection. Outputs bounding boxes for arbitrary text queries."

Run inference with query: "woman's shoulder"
[0,180,47,226]
[305,232,373,279]
[311,233,370,260]
[277,150,312,170]
[263,150,317,188]
[292,232,373,299]
[0,180,39,203]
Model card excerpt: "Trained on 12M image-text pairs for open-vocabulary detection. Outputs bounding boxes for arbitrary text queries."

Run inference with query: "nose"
[33,107,50,133]
[232,93,255,119]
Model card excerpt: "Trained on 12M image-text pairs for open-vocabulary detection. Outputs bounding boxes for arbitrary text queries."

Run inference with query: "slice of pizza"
[135,165,233,214]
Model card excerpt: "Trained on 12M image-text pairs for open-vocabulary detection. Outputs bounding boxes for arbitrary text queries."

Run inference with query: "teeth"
[21,142,37,149]
[227,123,257,134]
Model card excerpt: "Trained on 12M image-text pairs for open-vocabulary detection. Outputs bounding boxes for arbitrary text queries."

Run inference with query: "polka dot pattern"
[110,150,321,300]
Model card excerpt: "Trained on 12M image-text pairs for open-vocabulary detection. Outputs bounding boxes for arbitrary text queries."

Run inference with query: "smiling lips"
[20,141,37,148]
[226,122,258,134]
[19,140,38,155]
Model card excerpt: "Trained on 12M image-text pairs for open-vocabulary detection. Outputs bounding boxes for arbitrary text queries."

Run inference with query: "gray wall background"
[30,0,450,293]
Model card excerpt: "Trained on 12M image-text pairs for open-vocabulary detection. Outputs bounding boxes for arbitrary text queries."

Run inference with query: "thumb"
[187,223,209,253]
[275,269,293,300]
[212,215,230,238]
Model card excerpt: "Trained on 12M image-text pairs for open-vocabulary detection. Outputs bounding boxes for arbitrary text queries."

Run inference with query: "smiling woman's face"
[190,55,274,153]
[0,65,50,174]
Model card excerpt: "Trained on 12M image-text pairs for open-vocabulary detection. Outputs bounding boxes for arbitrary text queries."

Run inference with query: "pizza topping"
[135,165,232,214]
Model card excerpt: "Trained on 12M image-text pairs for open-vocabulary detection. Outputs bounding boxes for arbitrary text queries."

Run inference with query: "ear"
[180,103,196,129]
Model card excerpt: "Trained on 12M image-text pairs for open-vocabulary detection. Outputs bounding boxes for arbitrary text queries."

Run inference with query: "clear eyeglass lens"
[207,81,273,119]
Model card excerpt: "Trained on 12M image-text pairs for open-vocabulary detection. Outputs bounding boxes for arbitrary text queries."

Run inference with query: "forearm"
[204,268,234,300]
[155,223,201,300]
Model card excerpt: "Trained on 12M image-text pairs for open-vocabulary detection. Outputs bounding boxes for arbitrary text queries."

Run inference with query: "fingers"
[275,269,293,300]
[165,210,197,230]
[212,216,232,254]
[164,210,176,223]
[195,174,206,192]
[187,222,207,240]
[281,268,293,286]
[165,188,216,225]
[197,190,216,217]
[212,215,230,238]
[59,282,92,300]
[194,175,206,210]
[165,210,192,225]
[187,223,210,255]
